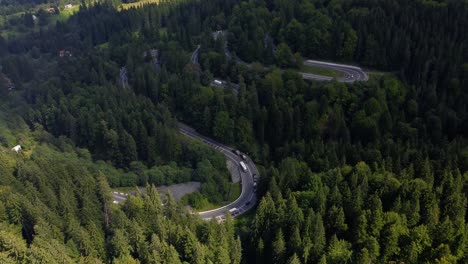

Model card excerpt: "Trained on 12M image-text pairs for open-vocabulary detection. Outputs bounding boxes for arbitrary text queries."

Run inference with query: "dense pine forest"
[0,0,467,263]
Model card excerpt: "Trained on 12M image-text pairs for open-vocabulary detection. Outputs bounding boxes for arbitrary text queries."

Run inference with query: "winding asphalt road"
[301,60,368,82]
[178,123,258,221]
[192,39,368,85]
[111,124,258,221]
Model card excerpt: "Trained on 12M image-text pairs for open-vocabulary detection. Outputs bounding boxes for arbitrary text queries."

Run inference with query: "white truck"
[239,161,248,172]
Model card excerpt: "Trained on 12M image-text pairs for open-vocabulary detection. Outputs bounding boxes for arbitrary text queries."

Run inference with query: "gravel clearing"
[226,160,241,183]
[125,181,201,202]
[157,181,201,201]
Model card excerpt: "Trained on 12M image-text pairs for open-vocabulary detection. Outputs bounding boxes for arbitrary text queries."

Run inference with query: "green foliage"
[275,43,300,68]
[0,117,241,263]
[213,111,234,143]
[0,0,467,263]
[327,235,352,264]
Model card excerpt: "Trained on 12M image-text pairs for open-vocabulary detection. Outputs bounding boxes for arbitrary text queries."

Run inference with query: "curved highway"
[178,123,258,221]
[192,39,368,84]
[301,60,368,82]
[111,123,259,221]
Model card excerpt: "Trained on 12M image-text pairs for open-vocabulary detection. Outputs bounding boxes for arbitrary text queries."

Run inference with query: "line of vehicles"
[233,149,247,160]
[232,148,258,190]
[233,149,249,172]
[215,207,242,223]
[207,149,258,222]
[232,149,250,173]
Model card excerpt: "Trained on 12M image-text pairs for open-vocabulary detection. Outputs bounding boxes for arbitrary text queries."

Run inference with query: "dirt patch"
[128,181,201,201]
[113,181,203,206]
[157,181,201,201]
[226,160,241,183]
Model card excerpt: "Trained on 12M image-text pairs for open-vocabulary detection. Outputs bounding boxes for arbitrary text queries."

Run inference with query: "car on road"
[245,201,251,206]
[229,208,239,216]
[232,149,247,160]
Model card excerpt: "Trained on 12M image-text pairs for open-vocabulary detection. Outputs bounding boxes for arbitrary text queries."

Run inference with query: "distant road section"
[190,41,367,84]
[112,192,129,204]
[301,60,369,82]
[190,45,200,65]
[211,79,239,95]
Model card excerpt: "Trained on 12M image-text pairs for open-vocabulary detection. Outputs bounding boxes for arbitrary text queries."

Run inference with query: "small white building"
[212,30,225,41]
[11,145,21,153]
[64,4,73,9]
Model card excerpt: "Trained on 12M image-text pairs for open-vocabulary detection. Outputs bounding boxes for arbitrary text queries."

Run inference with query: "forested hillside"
[0,0,467,263]
[0,105,241,263]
